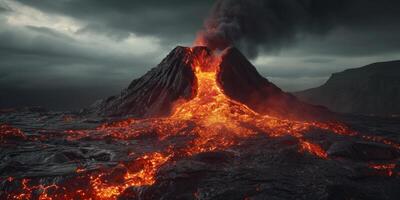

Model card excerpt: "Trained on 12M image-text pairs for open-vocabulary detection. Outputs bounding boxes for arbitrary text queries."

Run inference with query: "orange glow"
[6,47,389,200]
[0,124,26,143]
[8,179,59,200]
[362,135,400,149]
[298,139,328,159]
[369,163,397,176]
[89,152,171,200]
[168,47,355,157]
[193,32,207,47]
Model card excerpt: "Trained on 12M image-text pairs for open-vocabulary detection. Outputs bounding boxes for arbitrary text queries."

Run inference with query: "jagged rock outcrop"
[294,60,400,116]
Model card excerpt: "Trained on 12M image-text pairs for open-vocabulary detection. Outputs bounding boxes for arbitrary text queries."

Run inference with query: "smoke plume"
[196,0,400,58]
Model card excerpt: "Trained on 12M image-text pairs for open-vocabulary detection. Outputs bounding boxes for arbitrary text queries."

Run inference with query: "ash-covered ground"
[1,108,399,200]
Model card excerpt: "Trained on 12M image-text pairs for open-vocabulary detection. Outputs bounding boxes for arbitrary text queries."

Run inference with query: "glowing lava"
[5,47,395,200]
[0,124,26,143]
[169,47,354,155]
[88,152,171,199]
[369,163,397,176]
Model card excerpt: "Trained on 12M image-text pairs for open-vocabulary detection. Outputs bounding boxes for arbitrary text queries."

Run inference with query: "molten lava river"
[1,48,399,200]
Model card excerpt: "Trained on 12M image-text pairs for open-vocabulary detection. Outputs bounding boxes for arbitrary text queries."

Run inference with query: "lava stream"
[4,47,383,200]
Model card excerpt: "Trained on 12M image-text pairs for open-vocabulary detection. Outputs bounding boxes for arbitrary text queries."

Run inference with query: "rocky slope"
[85,46,331,120]
[295,60,400,116]
[82,47,196,118]
[219,47,330,120]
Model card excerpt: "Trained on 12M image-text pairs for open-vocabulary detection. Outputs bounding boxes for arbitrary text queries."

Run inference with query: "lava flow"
[0,124,26,143]
[3,47,380,200]
[169,47,355,154]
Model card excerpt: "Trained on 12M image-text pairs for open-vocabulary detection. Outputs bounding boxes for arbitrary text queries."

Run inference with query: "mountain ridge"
[294,60,400,116]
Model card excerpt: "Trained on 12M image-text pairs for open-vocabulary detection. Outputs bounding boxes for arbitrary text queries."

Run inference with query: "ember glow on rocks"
[5,46,394,200]
[0,124,26,143]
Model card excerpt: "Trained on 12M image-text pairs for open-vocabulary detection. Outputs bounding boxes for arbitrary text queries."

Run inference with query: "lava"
[0,124,26,143]
[369,163,397,176]
[298,139,328,159]
[88,152,171,199]
[7,179,58,200]
[4,47,395,200]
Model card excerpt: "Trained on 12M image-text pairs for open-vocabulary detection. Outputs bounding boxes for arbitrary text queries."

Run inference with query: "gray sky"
[0,0,399,110]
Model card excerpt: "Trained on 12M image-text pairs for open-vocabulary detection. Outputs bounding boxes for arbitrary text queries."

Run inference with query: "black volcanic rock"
[86,46,331,120]
[327,141,399,161]
[84,46,197,117]
[2,99,400,200]
[218,47,331,120]
[294,60,400,116]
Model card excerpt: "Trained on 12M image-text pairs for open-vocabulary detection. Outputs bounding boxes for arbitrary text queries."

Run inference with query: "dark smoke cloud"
[199,0,400,57]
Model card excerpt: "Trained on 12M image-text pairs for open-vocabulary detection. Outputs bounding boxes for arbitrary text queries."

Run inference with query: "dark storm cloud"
[15,0,214,43]
[0,6,9,13]
[199,0,400,58]
[0,25,154,67]
[0,0,217,110]
[303,58,334,64]
[293,27,400,57]
[76,24,131,42]
[0,15,164,109]
[257,62,336,79]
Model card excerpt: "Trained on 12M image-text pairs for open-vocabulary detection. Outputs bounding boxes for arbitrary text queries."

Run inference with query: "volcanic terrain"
[1,46,400,200]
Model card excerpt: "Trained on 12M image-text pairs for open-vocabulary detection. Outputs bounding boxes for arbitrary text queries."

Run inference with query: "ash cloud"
[199,0,400,58]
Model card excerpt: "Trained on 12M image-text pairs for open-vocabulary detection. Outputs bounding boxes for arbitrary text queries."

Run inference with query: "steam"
[196,0,400,58]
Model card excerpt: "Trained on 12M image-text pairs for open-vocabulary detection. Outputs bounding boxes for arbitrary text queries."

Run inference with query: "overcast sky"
[0,0,399,110]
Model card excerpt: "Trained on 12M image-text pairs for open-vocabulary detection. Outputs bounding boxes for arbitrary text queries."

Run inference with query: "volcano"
[1,46,400,200]
[85,46,330,121]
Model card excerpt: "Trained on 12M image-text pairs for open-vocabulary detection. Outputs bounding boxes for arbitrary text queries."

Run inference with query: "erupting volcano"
[1,45,400,200]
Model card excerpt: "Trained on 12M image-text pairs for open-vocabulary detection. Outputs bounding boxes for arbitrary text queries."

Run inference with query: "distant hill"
[294,60,400,116]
